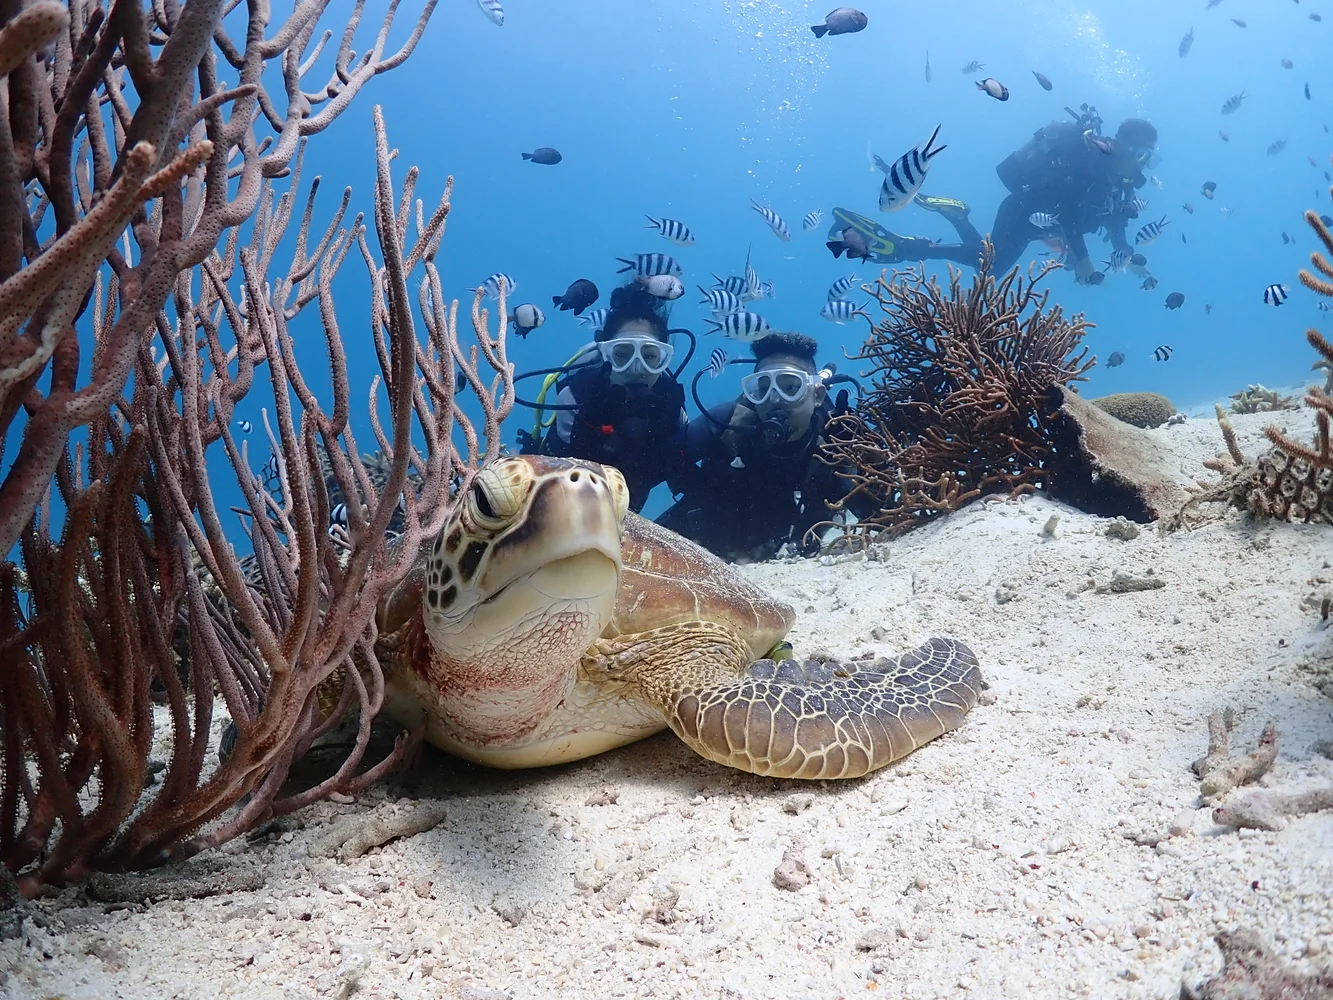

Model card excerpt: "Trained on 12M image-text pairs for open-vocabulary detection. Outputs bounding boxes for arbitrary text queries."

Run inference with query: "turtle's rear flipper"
[589,626,984,779]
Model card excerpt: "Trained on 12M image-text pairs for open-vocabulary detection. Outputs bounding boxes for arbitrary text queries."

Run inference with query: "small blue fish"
[1106,351,1126,368]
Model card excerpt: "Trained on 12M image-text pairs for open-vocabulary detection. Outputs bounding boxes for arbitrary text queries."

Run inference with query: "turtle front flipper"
[585,626,984,779]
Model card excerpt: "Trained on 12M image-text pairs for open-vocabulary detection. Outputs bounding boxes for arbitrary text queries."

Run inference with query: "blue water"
[11,0,1333,540]
[291,0,1327,514]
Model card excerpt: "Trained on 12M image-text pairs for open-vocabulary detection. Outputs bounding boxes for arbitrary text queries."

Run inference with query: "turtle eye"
[468,467,524,525]
[603,467,630,522]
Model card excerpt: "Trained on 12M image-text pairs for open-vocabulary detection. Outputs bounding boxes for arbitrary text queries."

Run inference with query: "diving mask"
[599,335,673,375]
[740,366,818,405]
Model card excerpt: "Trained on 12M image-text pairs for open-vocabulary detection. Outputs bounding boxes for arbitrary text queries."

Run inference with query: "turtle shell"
[610,513,794,658]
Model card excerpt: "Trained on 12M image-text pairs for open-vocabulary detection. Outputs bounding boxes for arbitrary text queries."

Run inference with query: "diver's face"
[751,353,825,440]
[605,319,666,387]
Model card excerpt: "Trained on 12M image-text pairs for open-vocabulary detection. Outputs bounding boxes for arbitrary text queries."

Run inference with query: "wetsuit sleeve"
[1060,222,1090,264]
[544,386,578,455]
[1107,216,1131,254]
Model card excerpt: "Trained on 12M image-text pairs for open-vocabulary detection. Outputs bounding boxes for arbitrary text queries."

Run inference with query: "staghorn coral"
[1229,384,1298,415]
[819,246,1094,543]
[1090,391,1177,428]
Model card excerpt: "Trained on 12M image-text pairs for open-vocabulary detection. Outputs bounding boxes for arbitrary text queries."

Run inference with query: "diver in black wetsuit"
[532,283,689,512]
[657,333,852,562]
[837,109,1159,286]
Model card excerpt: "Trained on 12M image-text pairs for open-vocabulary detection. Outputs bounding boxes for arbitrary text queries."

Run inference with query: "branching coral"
[0,5,503,888]
[1173,198,1333,528]
[819,247,1094,543]
[1229,384,1297,415]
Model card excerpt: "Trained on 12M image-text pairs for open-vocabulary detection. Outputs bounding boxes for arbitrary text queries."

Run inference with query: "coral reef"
[1090,391,1178,428]
[820,247,1094,542]
[1172,206,1333,528]
[0,4,523,888]
[1229,384,1297,415]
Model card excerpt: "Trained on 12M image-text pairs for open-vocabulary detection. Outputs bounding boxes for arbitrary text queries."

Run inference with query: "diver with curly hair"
[658,332,852,561]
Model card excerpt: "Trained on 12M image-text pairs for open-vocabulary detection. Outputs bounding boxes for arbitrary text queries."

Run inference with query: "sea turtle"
[375,455,983,778]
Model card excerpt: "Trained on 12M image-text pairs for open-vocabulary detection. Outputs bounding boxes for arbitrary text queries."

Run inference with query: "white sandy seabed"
[3,403,1332,1000]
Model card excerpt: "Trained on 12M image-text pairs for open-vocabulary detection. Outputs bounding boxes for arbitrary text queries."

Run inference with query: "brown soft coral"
[819,245,1094,543]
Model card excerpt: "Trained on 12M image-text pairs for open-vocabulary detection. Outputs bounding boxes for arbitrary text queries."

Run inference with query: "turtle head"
[413,455,630,744]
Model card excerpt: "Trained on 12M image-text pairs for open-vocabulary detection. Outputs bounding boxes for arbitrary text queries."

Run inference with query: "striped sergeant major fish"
[476,0,503,26]
[750,199,791,241]
[1028,212,1059,229]
[644,216,695,246]
[820,299,868,325]
[705,347,729,378]
[712,273,749,297]
[576,308,609,332]
[827,273,861,300]
[471,272,517,299]
[802,210,824,230]
[1134,217,1169,245]
[1220,92,1245,115]
[699,287,745,315]
[1103,248,1132,272]
[616,253,683,277]
[703,311,772,342]
[876,124,946,212]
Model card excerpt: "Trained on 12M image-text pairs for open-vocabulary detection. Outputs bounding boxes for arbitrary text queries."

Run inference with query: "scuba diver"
[513,282,690,512]
[657,332,861,562]
[832,107,1159,286]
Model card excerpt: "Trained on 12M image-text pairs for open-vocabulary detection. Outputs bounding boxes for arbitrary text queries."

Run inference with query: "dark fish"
[1311,11,1322,20]
[827,226,872,262]
[810,7,867,37]
[1179,27,1194,57]
[1322,214,1333,227]
[1282,58,1295,69]
[1182,233,1188,243]
[977,77,1009,101]
[522,147,562,165]
[1266,138,1288,156]
[1106,351,1126,368]
[1153,346,1174,362]
[1206,0,1222,7]
[1183,202,1194,214]
[552,278,599,315]
[1164,292,1185,310]
[1205,303,1213,314]
[1219,129,1230,141]
[925,50,931,83]
[1306,83,1312,100]
[1282,232,1291,244]
[1033,70,1053,91]
[962,60,984,74]
[1230,18,1246,26]
[1201,180,1217,199]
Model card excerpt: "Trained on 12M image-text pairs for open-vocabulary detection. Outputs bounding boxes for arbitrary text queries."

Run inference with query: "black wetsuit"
[907,120,1146,274]
[543,365,687,512]
[656,399,846,561]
